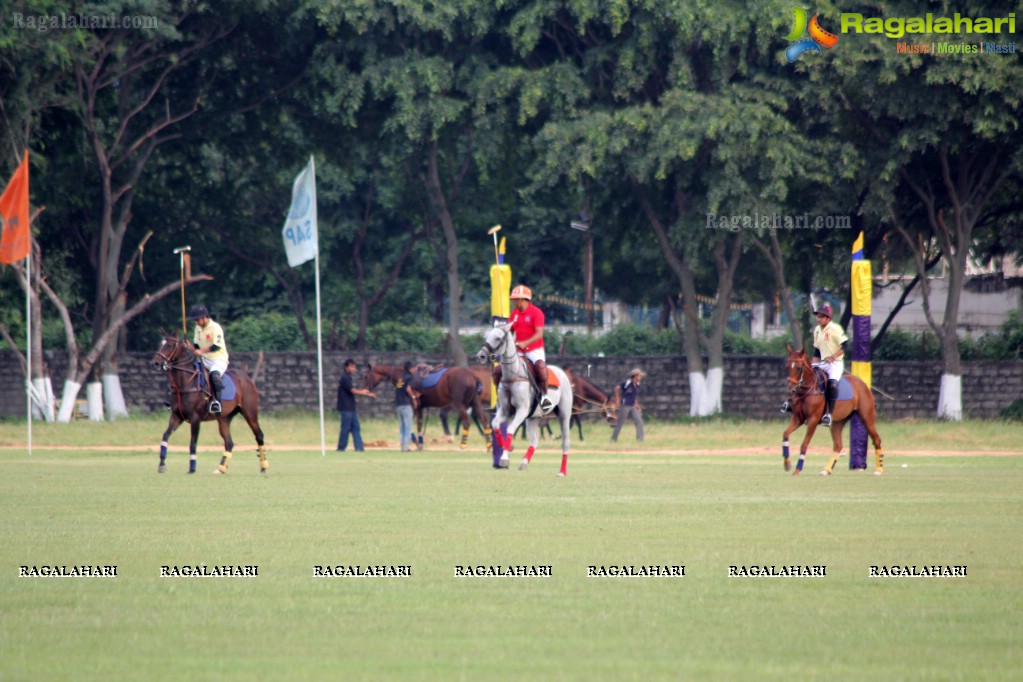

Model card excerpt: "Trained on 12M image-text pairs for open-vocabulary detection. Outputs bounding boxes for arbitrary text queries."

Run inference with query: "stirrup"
[820,413,831,426]
[209,399,222,414]
[539,395,554,414]
[780,400,791,413]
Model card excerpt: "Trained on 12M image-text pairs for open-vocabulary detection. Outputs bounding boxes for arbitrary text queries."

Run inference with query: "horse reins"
[157,339,204,413]
[788,356,823,397]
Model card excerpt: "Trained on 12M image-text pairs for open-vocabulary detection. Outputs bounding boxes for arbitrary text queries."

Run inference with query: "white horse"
[477,324,573,476]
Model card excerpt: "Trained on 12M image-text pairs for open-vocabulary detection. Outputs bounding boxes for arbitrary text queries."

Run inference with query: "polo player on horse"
[189,304,228,414]
[491,285,554,414]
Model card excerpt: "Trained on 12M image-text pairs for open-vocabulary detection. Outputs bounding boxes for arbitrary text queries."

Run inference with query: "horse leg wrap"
[258,445,268,471]
[160,441,168,463]
[218,451,232,474]
[524,445,535,463]
[558,453,568,477]
[782,440,790,471]
[460,426,469,449]
[795,452,806,473]
[484,427,492,452]
[875,448,885,475]
[823,450,842,475]
[189,454,197,474]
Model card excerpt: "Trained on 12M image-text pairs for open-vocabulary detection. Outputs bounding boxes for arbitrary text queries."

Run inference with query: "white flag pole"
[26,249,32,456]
[315,248,325,457]
[282,155,323,454]
[311,157,325,457]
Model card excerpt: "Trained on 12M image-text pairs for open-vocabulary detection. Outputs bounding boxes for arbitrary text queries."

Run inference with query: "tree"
[61,1,232,416]
[809,0,1023,420]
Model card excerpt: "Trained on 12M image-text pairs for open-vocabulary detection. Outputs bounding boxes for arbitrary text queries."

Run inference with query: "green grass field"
[1,415,1021,681]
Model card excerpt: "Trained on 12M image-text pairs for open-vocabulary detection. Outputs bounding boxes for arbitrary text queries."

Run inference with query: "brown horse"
[439,365,492,437]
[364,363,490,450]
[782,346,884,476]
[565,368,615,441]
[151,333,268,475]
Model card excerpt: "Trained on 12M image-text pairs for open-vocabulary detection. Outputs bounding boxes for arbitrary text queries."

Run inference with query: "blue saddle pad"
[221,373,237,401]
[837,377,853,401]
[420,368,446,389]
[815,371,854,400]
[194,364,237,401]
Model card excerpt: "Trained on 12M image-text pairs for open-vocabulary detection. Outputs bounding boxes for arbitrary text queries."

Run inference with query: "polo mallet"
[488,224,502,264]
[173,245,191,335]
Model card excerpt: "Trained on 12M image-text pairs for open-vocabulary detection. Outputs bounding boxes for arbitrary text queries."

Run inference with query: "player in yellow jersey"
[189,305,229,414]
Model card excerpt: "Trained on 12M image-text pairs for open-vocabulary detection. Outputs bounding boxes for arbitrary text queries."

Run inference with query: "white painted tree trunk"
[57,380,82,423]
[30,377,56,422]
[86,382,105,422]
[688,372,705,417]
[102,373,129,420]
[688,368,724,417]
[937,374,962,421]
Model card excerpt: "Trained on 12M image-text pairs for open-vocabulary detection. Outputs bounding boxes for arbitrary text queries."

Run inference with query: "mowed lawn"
[0,415,1021,681]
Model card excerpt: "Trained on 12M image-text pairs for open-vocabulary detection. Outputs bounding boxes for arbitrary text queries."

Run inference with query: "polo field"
[1,414,1020,681]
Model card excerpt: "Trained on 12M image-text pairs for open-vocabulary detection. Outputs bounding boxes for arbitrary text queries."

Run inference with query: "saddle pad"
[524,359,560,388]
[221,373,237,401]
[837,377,853,401]
[814,370,853,401]
[420,368,447,389]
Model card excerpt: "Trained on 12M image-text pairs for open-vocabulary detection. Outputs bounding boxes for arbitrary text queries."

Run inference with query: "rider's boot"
[209,371,224,414]
[820,379,838,426]
[780,399,791,413]
[535,360,554,414]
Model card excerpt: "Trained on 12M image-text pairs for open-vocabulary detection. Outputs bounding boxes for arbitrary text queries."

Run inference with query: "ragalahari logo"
[785,8,839,62]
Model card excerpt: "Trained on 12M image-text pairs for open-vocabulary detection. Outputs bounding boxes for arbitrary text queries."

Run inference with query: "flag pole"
[26,248,32,456]
[311,156,325,457]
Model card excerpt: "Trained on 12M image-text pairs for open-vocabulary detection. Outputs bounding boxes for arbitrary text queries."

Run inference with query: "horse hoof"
[214,466,227,475]
[819,469,831,477]
[158,464,166,474]
[518,460,528,471]
[784,459,791,472]
[459,443,468,450]
[874,469,884,476]
[557,472,565,477]
[792,470,800,477]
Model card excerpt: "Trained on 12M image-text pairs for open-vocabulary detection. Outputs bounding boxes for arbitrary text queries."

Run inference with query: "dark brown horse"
[782,346,884,476]
[565,368,615,441]
[151,333,267,474]
[364,363,490,450]
[438,365,492,437]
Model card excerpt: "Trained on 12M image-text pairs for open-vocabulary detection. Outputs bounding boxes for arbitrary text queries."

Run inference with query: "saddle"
[192,363,236,404]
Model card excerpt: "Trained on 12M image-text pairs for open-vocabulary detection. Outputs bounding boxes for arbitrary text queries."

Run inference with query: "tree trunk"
[423,141,467,366]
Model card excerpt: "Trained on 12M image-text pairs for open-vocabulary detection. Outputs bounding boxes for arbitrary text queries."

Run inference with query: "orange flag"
[0,150,30,264]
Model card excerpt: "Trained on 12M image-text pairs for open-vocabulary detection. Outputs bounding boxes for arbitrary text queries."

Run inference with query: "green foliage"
[225,312,310,352]
[1000,398,1023,422]
[364,322,447,353]
[873,328,941,361]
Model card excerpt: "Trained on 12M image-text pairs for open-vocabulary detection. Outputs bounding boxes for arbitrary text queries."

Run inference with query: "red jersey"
[509,303,545,352]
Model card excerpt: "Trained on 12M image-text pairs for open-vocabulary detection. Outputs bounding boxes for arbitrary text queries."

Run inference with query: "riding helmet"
[187,304,210,320]
[510,285,532,300]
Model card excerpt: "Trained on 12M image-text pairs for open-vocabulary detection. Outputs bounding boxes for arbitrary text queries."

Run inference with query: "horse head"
[478,324,512,364]
[786,345,814,394]
[151,332,192,371]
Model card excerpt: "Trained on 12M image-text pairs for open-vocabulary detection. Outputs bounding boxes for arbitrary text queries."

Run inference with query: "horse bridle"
[480,327,529,383]
[155,338,201,394]
[788,355,821,397]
